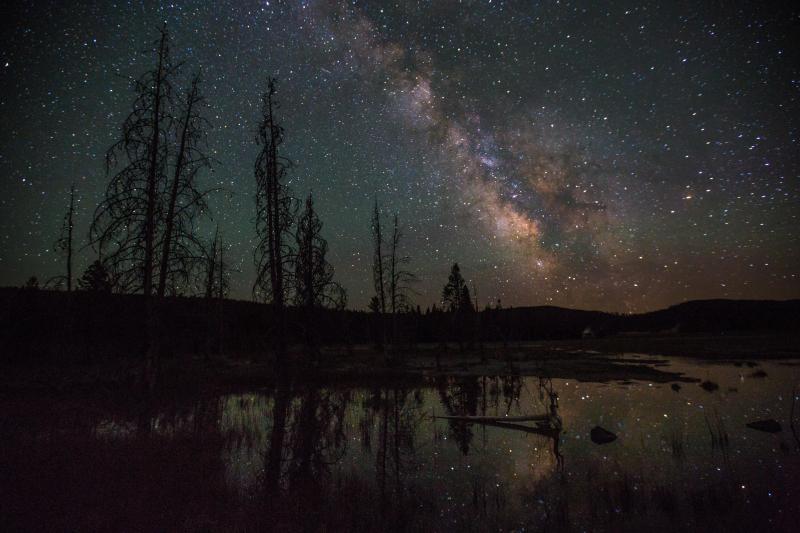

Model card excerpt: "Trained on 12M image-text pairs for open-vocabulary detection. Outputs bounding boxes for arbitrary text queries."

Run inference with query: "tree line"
[29,27,489,376]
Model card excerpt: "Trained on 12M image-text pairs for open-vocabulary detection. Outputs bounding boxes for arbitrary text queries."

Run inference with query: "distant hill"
[1,287,797,362]
[620,299,800,334]
[476,299,800,339]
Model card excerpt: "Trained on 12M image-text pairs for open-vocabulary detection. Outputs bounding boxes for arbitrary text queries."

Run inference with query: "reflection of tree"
[264,386,290,493]
[439,376,564,469]
[502,377,563,470]
[358,387,425,523]
[436,376,481,454]
[262,387,350,498]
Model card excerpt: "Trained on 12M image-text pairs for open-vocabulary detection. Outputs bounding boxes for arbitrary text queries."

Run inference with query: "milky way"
[1,1,797,311]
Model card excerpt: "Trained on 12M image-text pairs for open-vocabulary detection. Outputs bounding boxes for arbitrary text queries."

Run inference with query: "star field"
[1,1,797,311]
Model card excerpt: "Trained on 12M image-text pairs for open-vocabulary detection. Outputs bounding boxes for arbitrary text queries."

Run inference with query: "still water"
[4,357,800,531]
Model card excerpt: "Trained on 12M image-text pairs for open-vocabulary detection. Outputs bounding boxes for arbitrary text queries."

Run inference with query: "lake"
[3,356,799,531]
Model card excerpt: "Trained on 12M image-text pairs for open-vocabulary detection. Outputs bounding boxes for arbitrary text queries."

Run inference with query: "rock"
[700,380,719,392]
[749,370,768,378]
[590,426,617,444]
[746,419,782,433]
[671,383,681,392]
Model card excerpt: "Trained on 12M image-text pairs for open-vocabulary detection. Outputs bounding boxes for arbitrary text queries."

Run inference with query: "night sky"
[1,1,798,312]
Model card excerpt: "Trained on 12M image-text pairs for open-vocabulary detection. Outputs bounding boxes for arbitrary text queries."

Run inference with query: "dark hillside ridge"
[1,287,797,362]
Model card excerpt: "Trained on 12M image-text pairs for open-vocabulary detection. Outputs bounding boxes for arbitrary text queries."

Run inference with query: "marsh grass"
[704,409,729,452]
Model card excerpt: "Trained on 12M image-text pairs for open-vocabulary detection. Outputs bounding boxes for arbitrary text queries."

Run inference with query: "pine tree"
[78,260,112,293]
[442,263,473,350]
[442,263,469,312]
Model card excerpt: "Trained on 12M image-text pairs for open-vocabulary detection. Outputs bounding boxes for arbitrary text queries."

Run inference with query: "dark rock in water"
[734,362,743,367]
[700,381,719,392]
[746,362,758,368]
[590,426,617,444]
[749,370,768,378]
[746,419,782,433]
[727,387,738,393]
[671,383,681,392]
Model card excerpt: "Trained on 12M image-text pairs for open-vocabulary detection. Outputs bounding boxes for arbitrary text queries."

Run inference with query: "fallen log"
[433,414,551,423]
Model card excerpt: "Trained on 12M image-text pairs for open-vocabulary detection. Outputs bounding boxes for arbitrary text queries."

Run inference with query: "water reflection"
[435,376,564,469]
[4,358,800,531]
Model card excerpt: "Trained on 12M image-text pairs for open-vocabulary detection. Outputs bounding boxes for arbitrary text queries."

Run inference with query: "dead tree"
[371,200,388,351]
[49,185,76,290]
[89,27,177,389]
[203,226,226,299]
[387,214,417,351]
[157,71,213,297]
[217,232,227,357]
[203,227,219,300]
[203,226,230,358]
[90,26,177,295]
[254,78,295,364]
[293,194,346,359]
[90,27,212,388]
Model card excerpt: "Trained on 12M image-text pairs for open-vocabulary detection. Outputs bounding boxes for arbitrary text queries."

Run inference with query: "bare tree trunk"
[254,79,295,368]
[266,83,287,362]
[372,200,387,354]
[143,30,167,299]
[66,185,74,292]
[390,215,398,347]
[217,233,224,358]
[144,30,168,391]
[157,76,198,298]
[204,228,218,360]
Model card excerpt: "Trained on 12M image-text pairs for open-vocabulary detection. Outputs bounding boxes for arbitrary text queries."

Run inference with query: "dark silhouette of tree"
[48,185,76,291]
[23,276,39,290]
[442,263,474,349]
[371,201,387,314]
[90,26,178,295]
[156,71,214,298]
[78,260,112,292]
[293,194,346,356]
[387,214,417,350]
[472,281,484,359]
[90,27,213,388]
[371,200,388,351]
[442,263,472,312]
[202,226,230,300]
[253,78,295,363]
[202,226,230,358]
[203,227,219,300]
[368,295,382,314]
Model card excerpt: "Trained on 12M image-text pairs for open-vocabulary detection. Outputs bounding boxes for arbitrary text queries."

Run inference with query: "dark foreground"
[2,340,800,532]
